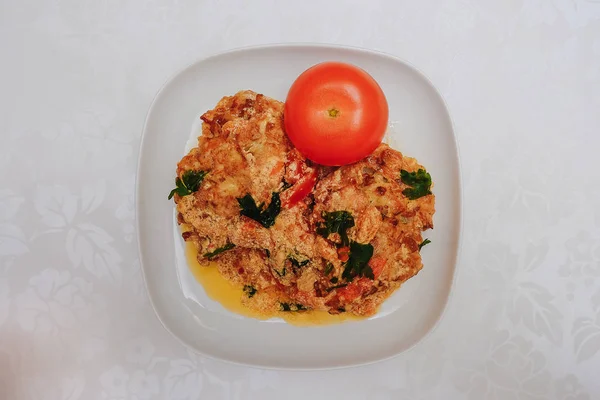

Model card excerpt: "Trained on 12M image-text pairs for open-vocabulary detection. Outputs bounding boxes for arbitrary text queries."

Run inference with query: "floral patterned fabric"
[1,0,600,399]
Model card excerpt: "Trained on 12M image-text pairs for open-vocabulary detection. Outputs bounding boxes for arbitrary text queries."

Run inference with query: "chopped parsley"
[264,249,271,258]
[324,262,334,276]
[400,169,432,200]
[330,277,339,284]
[316,211,355,246]
[168,170,208,199]
[237,192,281,228]
[243,285,257,298]
[280,302,307,312]
[342,241,374,281]
[204,243,235,259]
[419,238,431,250]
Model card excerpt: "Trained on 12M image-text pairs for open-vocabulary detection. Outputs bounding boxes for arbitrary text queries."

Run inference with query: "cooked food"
[171,90,434,318]
[284,62,389,166]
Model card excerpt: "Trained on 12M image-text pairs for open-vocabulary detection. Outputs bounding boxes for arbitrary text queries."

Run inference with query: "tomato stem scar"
[327,108,339,118]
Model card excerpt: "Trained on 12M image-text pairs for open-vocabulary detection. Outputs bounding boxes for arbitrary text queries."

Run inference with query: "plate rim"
[135,42,464,370]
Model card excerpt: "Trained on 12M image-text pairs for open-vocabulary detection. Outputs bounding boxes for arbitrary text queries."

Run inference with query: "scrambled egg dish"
[171,90,435,317]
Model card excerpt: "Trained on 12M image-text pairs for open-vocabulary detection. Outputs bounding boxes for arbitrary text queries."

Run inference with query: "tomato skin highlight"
[284,62,389,166]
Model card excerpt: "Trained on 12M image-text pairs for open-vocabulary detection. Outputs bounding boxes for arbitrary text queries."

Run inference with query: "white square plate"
[136,44,462,369]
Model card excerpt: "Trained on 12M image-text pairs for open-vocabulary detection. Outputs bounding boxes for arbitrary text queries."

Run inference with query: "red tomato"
[337,246,350,263]
[280,148,317,208]
[368,256,387,279]
[336,278,373,302]
[284,62,389,166]
[336,283,362,302]
[281,171,317,208]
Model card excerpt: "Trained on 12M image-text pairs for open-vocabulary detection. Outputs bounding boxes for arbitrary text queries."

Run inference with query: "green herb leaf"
[288,257,309,269]
[400,169,432,200]
[237,192,281,228]
[316,211,355,246]
[279,302,307,312]
[342,241,374,281]
[330,277,339,284]
[418,238,431,251]
[168,170,208,200]
[204,243,235,259]
[324,262,334,276]
[237,194,261,220]
[243,285,257,298]
[260,192,281,227]
[264,249,271,258]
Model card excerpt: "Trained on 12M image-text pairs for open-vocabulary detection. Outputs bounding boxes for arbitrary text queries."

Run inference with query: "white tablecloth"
[2,1,600,399]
